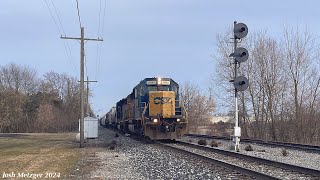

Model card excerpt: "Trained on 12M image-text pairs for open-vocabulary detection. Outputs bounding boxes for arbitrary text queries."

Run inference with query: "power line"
[63,41,78,76]
[75,0,82,29]
[101,0,107,37]
[95,0,102,80]
[44,0,78,77]
[97,0,102,38]
[44,0,62,35]
[50,0,66,35]
[95,0,107,80]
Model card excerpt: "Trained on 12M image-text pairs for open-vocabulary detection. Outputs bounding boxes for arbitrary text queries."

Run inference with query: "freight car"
[105,107,116,128]
[99,114,106,127]
[105,77,188,140]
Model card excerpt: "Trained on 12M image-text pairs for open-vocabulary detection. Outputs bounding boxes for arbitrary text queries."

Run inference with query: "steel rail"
[155,141,279,180]
[185,134,320,153]
[177,140,320,178]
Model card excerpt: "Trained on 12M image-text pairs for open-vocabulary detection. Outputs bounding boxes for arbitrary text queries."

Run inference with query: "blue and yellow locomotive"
[106,77,188,140]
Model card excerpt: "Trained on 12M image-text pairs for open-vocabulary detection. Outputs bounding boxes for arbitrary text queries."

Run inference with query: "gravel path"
[69,126,255,179]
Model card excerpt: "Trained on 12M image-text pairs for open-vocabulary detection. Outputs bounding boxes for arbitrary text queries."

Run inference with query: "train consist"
[100,77,188,140]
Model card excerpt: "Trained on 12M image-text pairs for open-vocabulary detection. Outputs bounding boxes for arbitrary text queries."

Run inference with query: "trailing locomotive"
[105,77,187,140]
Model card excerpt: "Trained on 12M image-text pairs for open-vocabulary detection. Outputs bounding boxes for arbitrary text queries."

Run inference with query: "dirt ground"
[0,127,120,180]
[68,126,119,180]
[0,133,81,179]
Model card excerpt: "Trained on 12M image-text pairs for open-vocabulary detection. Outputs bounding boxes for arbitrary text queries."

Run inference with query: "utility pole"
[61,27,103,148]
[85,76,97,117]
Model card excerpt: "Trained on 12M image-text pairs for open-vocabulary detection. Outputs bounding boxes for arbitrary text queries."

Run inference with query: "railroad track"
[186,134,320,153]
[159,140,320,179]
[155,141,274,179]
[109,131,261,179]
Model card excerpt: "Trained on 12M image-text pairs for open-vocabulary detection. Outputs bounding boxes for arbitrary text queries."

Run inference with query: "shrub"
[198,139,207,146]
[282,149,288,156]
[210,140,218,147]
[244,145,253,151]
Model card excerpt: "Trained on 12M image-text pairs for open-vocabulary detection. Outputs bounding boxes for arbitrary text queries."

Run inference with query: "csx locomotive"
[101,77,188,140]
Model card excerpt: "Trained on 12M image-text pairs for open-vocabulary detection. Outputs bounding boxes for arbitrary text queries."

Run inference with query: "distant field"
[0,133,80,178]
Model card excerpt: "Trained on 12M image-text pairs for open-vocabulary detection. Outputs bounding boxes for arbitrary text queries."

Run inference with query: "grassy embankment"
[0,133,80,177]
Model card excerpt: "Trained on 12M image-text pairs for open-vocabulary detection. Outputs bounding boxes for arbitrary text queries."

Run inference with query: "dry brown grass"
[0,133,81,178]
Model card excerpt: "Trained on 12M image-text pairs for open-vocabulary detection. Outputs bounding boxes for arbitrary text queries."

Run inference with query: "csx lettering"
[153,97,171,104]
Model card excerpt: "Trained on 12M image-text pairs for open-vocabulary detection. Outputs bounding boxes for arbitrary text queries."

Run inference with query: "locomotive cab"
[113,77,188,140]
[142,78,187,140]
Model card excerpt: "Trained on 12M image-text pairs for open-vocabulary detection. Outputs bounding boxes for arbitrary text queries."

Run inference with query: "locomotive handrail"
[175,100,188,119]
[141,102,148,117]
[171,100,174,115]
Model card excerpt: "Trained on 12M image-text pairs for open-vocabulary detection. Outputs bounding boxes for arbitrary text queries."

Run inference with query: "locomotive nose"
[149,91,175,118]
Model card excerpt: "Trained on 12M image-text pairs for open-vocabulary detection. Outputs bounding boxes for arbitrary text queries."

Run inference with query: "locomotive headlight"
[177,118,181,122]
[157,77,161,84]
[153,118,158,123]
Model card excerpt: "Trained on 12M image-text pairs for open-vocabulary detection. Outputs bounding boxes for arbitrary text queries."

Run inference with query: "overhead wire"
[75,0,82,29]
[101,0,107,37]
[95,0,107,80]
[49,0,77,76]
[50,0,66,36]
[95,0,102,80]
[97,0,102,38]
[44,0,62,35]
[44,0,78,77]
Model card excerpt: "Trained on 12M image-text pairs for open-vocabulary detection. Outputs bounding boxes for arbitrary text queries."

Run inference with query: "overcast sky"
[1,0,320,116]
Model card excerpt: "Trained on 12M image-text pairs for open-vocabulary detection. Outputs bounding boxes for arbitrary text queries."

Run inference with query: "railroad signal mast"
[229,21,249,151]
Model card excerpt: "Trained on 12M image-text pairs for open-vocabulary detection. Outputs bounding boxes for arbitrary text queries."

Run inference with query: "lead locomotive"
[101,77,188,140]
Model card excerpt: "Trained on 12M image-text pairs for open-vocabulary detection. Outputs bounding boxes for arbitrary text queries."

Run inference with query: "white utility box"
[79,116,98,138]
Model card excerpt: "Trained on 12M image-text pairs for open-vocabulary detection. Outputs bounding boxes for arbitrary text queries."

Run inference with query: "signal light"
[233,76,249,91]
[234,47,249,63]
[234,23,248,39]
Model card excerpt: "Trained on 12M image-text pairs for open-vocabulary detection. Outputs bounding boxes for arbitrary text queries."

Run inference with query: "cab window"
[147,86,170,91]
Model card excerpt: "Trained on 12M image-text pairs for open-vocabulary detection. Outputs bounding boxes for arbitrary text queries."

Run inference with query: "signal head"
[234,47,249,63]
[234,23,248,39]
[233,76,249,91]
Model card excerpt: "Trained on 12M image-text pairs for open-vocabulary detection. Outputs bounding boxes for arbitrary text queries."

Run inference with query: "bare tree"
[0,63,81,133]
[0,63,38,94]
[282,26,320,143]
[180,82,215,133]
[0,64,38,132]
[214,26,320,145]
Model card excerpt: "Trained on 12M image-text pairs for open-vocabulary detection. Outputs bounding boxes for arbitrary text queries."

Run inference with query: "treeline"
[0,63,82,133]
[180,82,216,133]
[215,26,320,144]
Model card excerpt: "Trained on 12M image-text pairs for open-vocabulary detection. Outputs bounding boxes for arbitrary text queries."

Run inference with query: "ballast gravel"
[76,127,253,179]
[68,127,320,179]
[181,136,320,171]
